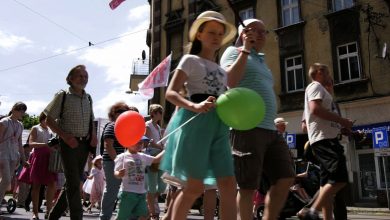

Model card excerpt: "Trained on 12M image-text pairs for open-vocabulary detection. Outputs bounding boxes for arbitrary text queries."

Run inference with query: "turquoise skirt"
[160,108,234,186]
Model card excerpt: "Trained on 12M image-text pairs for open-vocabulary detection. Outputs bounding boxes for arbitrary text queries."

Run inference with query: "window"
[337,42,361,82]
[285,55,304,92]
[332,0,354,11]
[281,0,300,26]
[239,7,254,20]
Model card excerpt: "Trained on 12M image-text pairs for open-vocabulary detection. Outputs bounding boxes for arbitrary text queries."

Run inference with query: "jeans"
[99,160,121,220]
[48,139,89,220]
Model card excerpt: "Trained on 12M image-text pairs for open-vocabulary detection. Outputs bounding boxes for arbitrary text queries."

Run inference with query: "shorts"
[117,191,148,219]
[231,128,295,189]
[311,138,348,186]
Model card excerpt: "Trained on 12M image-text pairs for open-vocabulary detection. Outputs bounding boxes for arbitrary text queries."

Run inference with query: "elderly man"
[45,65,97,220]
[221,19,295,220]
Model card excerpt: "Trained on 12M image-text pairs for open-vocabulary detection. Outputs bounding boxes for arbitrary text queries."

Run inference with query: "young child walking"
[86,155,105,214]
[160,10,237,220]
[114,136,164,220]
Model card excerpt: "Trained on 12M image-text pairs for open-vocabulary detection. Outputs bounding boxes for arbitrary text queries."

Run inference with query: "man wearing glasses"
[221,19,295,220]
[44,65,97,220]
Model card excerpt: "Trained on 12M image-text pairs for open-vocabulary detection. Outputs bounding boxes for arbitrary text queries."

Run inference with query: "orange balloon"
[114,111,146,148]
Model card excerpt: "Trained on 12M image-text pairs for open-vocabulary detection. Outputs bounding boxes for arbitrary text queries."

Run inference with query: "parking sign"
[372,127,389,148]
[286,133,296,149]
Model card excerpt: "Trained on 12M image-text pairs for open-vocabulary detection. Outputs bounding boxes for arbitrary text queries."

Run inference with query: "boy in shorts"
[114,136,164,220]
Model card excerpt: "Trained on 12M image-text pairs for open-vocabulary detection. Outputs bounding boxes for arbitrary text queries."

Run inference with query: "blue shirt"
[220,46,277,130]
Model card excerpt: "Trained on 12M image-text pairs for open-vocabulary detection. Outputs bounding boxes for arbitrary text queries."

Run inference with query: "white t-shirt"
[176,54,227,96]
[304,81,340,145]
[114,152,154,193]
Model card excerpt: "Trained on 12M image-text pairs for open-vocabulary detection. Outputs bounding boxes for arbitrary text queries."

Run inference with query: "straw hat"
[274,117,288,125]
[189,11,237,46]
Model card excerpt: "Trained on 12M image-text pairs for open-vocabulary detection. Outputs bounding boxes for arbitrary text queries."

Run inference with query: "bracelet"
[240,48,250,55]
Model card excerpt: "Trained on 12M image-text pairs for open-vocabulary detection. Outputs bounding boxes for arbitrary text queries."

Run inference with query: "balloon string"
[157,113,201,145]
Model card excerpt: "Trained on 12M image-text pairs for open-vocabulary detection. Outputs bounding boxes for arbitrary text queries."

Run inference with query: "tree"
[22,114,39,130]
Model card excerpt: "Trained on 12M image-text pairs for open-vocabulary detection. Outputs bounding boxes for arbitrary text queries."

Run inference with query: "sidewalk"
[347,206,390,215]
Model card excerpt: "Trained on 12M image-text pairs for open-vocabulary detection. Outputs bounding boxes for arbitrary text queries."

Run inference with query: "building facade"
[145,0,390,206]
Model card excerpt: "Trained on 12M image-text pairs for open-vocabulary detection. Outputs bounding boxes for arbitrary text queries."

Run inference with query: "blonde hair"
[308,63,329,79]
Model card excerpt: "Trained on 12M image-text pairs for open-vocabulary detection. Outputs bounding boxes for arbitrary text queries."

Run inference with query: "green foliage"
[22,114,39,129]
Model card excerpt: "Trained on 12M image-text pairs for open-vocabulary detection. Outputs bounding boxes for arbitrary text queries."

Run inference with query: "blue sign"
[286,133,296,149]
[372,127,389,148]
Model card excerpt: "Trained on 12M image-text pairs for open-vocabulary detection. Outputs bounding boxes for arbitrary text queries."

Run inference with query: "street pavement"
[1,204,389,220]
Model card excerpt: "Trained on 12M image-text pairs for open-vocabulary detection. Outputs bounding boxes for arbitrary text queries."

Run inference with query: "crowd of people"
[0,10,354,220]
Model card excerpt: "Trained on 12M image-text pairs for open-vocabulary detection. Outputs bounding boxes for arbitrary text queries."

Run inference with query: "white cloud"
[128,5,150,21]
[0,30,32,50]
[94,84,148,118]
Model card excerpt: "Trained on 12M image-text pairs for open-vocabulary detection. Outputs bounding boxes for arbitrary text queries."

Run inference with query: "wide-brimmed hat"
[235,18,263,46]
[189,11,237,46]
[274,117,288,125]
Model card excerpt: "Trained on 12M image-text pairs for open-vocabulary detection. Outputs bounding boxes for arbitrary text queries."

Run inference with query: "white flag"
[138,53,172,99]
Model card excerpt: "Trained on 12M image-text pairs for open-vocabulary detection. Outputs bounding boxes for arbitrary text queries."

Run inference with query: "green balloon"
[216,87,265,130]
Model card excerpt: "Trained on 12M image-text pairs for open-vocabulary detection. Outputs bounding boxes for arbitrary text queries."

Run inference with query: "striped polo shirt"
[220,46,277,131]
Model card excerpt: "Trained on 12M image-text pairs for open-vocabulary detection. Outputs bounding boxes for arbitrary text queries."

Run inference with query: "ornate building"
[144,0,390,206]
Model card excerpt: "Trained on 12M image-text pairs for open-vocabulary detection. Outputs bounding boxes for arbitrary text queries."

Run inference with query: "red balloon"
[114,111,146,148]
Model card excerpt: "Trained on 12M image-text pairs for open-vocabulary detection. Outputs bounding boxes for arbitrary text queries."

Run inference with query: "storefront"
[352,122,390,206]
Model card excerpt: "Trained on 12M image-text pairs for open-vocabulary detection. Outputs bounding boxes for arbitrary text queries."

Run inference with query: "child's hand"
[116,168,125,178]
[192,96,216,113]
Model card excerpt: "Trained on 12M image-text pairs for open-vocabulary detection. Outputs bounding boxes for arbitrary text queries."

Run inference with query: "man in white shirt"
[301,63,353,220]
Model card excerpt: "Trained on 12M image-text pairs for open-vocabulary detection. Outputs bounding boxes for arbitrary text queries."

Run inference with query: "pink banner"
[138,54,172,99]
[109,0,126,10]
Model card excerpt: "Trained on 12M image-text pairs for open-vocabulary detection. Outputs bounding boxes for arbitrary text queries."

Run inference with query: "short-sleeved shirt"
[220,46,277,130]
[114,152,154,194]
[304,81,340,144]
[44,87,94,137]
[0,117,23,160]
[102,122,125,161]
[176,54,227,96]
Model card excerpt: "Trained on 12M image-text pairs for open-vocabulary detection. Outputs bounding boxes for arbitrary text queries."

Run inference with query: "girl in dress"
[160,11,237,220]
[0,102,28,215]
[27,112,57,219]
[86,155,105,214]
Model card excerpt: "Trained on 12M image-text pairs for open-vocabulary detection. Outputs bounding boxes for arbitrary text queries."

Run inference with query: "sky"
[0,0,150,118]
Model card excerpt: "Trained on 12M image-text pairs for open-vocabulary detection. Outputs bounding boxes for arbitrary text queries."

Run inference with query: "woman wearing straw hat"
[161,10,237,220]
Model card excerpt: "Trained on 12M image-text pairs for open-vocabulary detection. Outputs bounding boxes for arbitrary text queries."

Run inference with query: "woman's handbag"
[48,149,63,173]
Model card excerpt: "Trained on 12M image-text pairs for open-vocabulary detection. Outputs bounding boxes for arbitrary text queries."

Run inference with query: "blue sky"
[0,0,150,118]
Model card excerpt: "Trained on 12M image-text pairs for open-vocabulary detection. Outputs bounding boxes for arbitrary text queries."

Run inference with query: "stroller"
[256,161,320,219]
[1,170,18,214]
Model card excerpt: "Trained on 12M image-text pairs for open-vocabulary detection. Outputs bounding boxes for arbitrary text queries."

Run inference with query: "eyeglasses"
[115,109,128,114]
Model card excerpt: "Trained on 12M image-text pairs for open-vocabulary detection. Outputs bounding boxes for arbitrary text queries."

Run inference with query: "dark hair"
[39,112,46,122]
[66,65,86,86]
[9,102,27,116]
[108,102,139,121]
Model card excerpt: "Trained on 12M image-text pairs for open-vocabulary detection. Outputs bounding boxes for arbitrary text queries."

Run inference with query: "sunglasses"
[115,109,128,114]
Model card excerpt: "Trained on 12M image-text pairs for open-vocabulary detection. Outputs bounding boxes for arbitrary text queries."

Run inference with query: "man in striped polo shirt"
[221,19,295,220]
